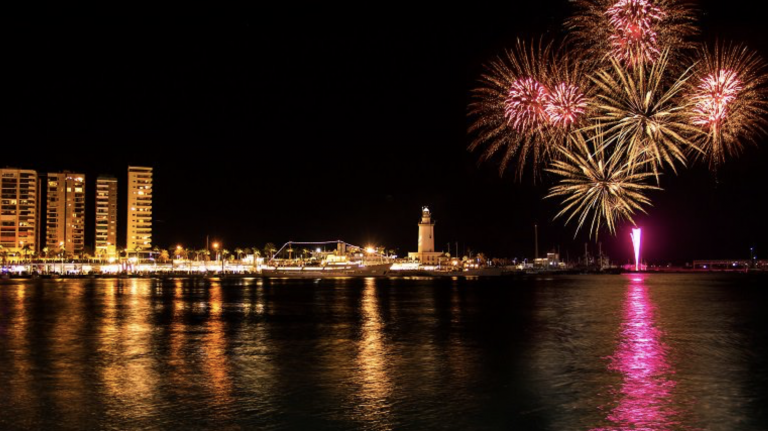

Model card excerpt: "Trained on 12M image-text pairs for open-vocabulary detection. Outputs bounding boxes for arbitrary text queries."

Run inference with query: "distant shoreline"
[2,269,766,282]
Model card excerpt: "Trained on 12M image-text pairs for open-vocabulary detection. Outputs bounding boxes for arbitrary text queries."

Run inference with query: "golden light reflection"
[49,282,90,425]
[5,283,31,417]
[235,280,278,416]
[351,278,393,424]
[166,279,188,390]
[202,281,233,408]
[100,279,158,420]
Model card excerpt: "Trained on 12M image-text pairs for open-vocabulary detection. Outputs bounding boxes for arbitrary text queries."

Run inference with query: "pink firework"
[691,69,742,130]
[504,77,549,131]
[545,83,587,127]
[606,0,666,67]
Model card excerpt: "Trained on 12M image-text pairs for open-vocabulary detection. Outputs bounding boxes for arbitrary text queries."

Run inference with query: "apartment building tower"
[0,168,40,254]
[95,176,118,258]
[46,172,86,256]
[126,166,153,251]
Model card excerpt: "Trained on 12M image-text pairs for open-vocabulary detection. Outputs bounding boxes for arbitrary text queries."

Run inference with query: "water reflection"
[352,278,393,424]
[593,275,687,430]
[100,279,159,422]
[202,281,233,408]
[2,276,766,429]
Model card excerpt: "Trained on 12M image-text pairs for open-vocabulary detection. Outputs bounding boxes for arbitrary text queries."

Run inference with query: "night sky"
[6,2,767,264]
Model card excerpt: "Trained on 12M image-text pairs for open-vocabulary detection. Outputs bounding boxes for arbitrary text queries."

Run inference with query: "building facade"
[95,176,118,258]
[46,172,86,256]
[126,166,153,251]
[0,168,40,255]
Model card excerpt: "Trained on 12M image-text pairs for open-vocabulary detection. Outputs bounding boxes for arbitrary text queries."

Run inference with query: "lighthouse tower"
[409,207,443,264]
[418,207,434,254]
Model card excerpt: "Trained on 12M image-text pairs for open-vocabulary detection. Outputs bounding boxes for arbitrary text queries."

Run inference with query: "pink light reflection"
[592,275,683,430]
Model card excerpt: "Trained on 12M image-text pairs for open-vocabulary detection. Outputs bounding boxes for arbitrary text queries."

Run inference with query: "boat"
[261,241,393,278]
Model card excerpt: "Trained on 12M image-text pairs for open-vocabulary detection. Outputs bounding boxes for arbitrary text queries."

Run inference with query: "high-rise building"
[46,172,86,256]
[95,176,118,258]
[0,168,40,254]
[126,166,153,251]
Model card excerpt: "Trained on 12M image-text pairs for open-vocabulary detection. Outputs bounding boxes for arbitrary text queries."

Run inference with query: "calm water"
[1,274,767,430]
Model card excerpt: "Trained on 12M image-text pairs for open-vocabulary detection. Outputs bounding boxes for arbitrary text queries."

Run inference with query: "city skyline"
[5,2,767,263]
[1,166,152,257]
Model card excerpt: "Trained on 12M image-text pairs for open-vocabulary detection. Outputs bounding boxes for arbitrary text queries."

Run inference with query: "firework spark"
[546,82,588,127]
[590,49,700,178]
[546,130,660,238]
[686,43,768,168]
[607,0,665,67]
[469,40,592,179]
[692,69,742,126]
[504,77,550,131]
[567,0,697,67]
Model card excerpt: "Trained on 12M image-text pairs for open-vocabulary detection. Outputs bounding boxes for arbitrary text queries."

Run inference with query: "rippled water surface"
[1,274,767,430]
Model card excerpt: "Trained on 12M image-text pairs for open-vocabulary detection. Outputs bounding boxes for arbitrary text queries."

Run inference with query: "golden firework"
[589,49,700,179]
[546,130,660,238]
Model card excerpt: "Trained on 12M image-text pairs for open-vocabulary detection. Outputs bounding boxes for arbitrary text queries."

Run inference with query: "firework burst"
[607,0,665,67]
[589,49,700,178]
[504,77,550,131]
[567,0,697,68]
[467,2,767,239]
[686,42,768,168]
[546,82,589,127]
[546,130,661,238]
[469,40,593,179]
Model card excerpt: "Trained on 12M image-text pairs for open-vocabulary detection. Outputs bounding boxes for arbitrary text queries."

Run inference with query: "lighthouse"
[408,206,443,264]
[418,207,435,254]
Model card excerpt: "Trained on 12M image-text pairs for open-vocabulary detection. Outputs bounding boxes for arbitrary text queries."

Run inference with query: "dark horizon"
[6,2,767,265]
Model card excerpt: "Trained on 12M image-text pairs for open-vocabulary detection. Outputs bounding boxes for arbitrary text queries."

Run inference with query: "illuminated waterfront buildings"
[95,176,118,258]
[0,168,40,254]
[46,171,86,256]
[126,166,153,251]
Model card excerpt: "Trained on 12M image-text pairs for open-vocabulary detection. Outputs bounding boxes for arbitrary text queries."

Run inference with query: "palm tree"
[160,249,170,263]
[21,243,33,263]
[234,248,244,261]
[198,249,205,261]
[264,243,277,260]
